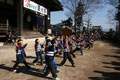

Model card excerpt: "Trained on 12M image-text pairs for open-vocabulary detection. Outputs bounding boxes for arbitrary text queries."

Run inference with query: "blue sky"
[51,2,116,31]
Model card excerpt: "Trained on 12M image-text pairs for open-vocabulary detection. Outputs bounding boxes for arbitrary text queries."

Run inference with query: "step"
[0,42,4,47]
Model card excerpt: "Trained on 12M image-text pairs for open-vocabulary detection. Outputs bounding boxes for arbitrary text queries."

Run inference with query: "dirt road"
[0,40,120,80]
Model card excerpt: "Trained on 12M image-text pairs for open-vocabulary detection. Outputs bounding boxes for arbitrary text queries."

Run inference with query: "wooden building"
[0,0,63,38]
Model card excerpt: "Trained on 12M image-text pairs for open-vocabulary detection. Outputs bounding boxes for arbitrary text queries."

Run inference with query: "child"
[89,38,94,48]
[12,39,31,72]
[44,40,59,80]
[57,37,62,55]
[85,39,91,50]
[74,39,84,56]
[68,37,76,58]
[60,38,75,67]
[43,39,60,73]
[33,39,43,65]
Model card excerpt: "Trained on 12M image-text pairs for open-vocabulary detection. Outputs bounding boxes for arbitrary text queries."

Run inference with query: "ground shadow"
[55,55,63,58]
[114,49,120,54]
[102,61,120,66]
[0,64,52,79]
[89,40,120,80]
[102,40,120,48]
[103,66,120,71]
[89,70,120,80]
[64,65,73,67]
[104,55,120,59]
[12,60,46,66]
[26,56,36,59]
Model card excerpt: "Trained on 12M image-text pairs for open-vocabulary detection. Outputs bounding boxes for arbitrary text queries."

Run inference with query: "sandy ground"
[0,40,120,80]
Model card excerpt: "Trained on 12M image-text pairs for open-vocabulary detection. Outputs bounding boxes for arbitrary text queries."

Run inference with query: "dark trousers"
[13,60,31,70]
[74,47,83,55]
[85,43,90,49]
[45,57,57,78]
[90,43,93,48]
[69,46,76,58]
[60,52,74,66]
[33,51,43,65]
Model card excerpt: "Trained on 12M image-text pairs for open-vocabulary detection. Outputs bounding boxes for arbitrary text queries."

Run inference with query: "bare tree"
[104,0,119,7]
[107,9,117,27]
[61,0,102,33]
[104,0,119,29]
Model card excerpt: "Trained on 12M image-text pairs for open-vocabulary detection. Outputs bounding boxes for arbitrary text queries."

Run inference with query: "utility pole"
[87,14,91,33]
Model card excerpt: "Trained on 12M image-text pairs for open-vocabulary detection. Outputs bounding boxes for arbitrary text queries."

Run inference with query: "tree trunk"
[79,25,80,34]
[74,17,77,34]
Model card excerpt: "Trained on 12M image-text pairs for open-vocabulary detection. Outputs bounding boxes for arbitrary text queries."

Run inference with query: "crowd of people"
[12,34,97,80]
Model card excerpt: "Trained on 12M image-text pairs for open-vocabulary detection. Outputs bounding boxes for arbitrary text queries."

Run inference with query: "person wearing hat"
[33,39,43,65]
[12,39,31,72]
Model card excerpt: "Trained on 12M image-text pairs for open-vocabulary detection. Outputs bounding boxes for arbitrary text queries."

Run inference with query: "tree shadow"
[102,40,120,48]
[89,40,120,80]
[102,61,120,66]
[114,50,120,54]
[103,66,120,71]
[89,70,120,80]
[0,64,52,79]
[104,55,120,59]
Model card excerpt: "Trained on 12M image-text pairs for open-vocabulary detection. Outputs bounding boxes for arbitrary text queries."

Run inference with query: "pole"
[17,0,23,38]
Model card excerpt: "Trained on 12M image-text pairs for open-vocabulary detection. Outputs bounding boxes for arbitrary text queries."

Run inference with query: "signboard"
[24,0,47,15]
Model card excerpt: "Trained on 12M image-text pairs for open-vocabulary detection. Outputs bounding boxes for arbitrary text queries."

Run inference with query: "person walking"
[33,39,43,65]
[60,38,75,67]
[44,40,59,80]
[74,39,84,56]
[12,40,31,72]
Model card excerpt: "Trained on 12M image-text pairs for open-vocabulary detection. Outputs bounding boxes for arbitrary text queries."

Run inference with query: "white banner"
[24,0,47,15]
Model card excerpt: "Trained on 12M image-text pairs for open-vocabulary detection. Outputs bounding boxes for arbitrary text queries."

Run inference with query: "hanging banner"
[24,0,30,8]
[44,8,47,15]
[24,0,47,15]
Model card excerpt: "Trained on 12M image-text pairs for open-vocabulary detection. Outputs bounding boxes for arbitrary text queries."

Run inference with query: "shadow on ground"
[88,40,120,80]
[0,64,52,80]
[89,70,120,80]
[102,40,120,48]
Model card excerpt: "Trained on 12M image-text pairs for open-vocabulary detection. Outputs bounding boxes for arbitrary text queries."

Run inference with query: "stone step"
[0,42,4,47]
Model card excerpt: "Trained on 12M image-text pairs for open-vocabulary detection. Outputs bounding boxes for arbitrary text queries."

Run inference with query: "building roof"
[93,26,102,29]
[32,0,63,11]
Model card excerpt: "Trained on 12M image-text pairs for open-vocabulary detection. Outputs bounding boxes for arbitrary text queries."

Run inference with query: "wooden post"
[45,10,50,34]
[17,0,23,38]
[6,19,9,30]
[45,15,48,34]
